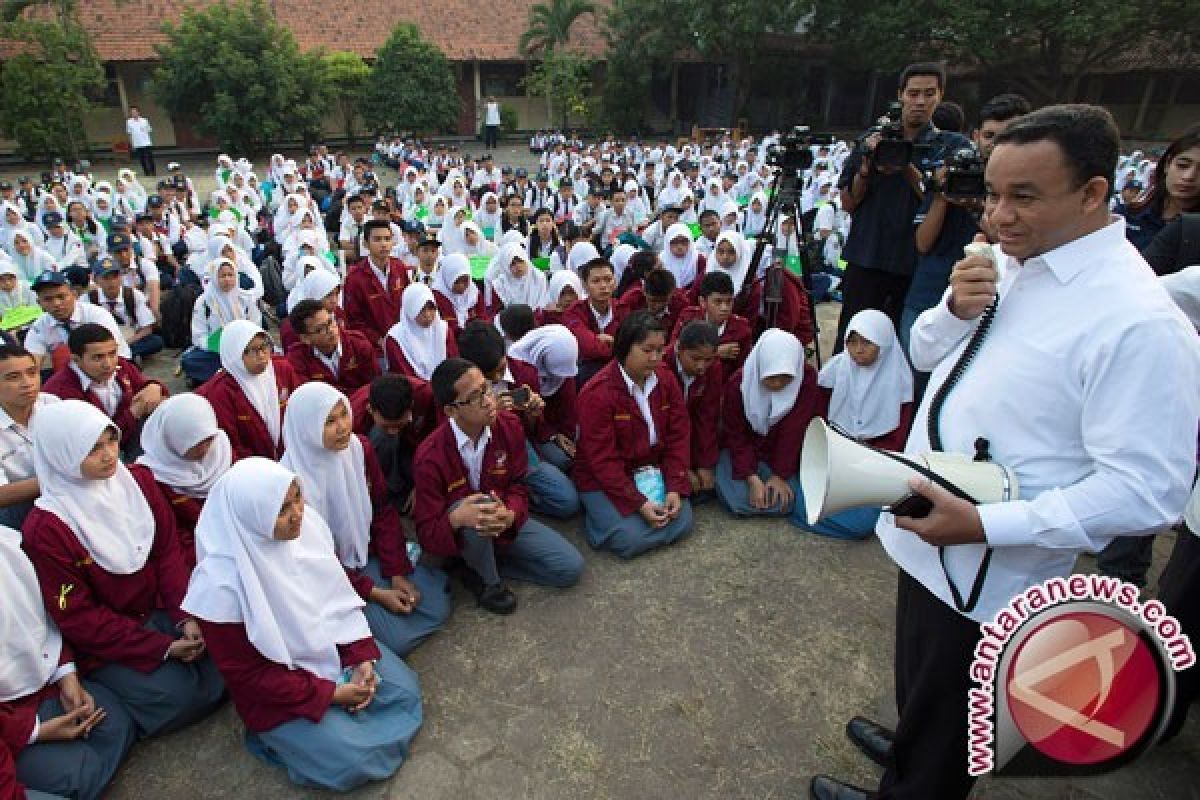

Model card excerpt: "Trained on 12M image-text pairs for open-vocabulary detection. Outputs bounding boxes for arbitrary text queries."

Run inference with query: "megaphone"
[799,418,1019,525]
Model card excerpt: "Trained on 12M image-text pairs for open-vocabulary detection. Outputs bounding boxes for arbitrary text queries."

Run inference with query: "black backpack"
[159,283,202,349]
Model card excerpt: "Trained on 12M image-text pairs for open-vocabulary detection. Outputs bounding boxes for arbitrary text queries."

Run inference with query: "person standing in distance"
[483,97,501,151]
[811,105,1200,800]
[125,106,155,177]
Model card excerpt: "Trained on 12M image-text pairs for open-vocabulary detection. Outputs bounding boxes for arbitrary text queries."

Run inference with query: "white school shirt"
[24,304,131,359]
[451,418,492,492]
[85,286,155,339]
[485,103,501,126]
[0,394,59,486]
[877,219,1200,623]
[126,117,152,148]
[68,363,122,417]
[618,364,658,447]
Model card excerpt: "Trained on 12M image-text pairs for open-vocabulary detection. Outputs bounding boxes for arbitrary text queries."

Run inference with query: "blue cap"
[93,256,120,276]
[43,211,64,227]
[107,232,132,251]
[400,219,425,235]
[31,270,68,291]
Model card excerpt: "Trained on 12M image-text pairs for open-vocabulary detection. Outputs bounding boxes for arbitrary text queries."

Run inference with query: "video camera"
[766,126,836,173]
[938,146,987,201]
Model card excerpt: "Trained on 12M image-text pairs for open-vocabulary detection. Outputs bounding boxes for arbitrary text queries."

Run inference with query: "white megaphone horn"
[799,418,1019,525]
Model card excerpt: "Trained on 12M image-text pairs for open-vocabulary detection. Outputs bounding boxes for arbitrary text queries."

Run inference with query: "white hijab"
[0,525,64,701]
[439,207,470,254]
[136,394,232,498]
[660,222,699,288]
[708,230,752,291]
[219,320,281,447]
[819,310,913,439]
[181,458,371,681]
[32,400,156,574]
[488,242,547,309]
[387,283,448,380]
[433,253,479,327]
[565,241,600,275]
[203,257,251,325]
[509,324,579,397]
[280,383,373,569]
[609,243,637,286]
[285,257,339,314]
[740,329,805,436]
[545,269,583,311]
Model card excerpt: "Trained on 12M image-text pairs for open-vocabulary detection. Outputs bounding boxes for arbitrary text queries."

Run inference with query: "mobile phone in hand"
[509,386,531,408]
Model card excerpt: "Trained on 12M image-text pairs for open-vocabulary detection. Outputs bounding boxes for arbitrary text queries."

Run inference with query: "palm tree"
[518,0,596,56]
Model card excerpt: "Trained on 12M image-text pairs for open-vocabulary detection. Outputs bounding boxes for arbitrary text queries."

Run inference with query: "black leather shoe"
[478,583,517,614]
[846,716,894,768]
[809,774,873,800]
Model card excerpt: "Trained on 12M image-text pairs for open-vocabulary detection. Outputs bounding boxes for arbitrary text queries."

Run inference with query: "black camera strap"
[925,297,999,615]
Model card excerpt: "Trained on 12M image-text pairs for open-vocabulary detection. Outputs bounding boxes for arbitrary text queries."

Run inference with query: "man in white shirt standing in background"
[483,96,501,151]
[811,105,1200,800]
[125,106,155,177]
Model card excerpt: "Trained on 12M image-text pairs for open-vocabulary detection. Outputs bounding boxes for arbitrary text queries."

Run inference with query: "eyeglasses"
[452,382,495,409]
[306,319,337,336]
[243,341,272,357]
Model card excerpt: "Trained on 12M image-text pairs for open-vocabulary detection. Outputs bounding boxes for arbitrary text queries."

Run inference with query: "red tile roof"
[63,0,609,62]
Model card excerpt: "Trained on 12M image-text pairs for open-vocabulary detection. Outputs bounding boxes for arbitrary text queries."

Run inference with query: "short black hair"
[561,222,583,242]
[697,270,734,298]
[676,320,720,351]
[431,357,477,408]
[580,257,614,283]
[347,193,367,207]
[457,320,506,375]
[0,342,35,367]
[498,304,536,341]
[643,268,676,298]
[614,310,666,363]
[899,62,946,92]
[932,101,965,133]
[992,104,1120,192]
[363,219,392,241]
[698,209,719,223]
[368,374,412,421]
[289,299,326,336]
[979,93,1032,124]
[67,322,115,356]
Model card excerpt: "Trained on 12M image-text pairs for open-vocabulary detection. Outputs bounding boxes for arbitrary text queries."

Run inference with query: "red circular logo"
[1005,611,1161,765]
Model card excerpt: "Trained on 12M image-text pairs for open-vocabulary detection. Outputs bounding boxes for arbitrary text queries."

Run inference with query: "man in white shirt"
[125,106,155,176]
[0,342,58,527]
[40,212,87,270]
[85,257,163,362]
[813,106,1200,800]
[483,97,501,151]
[24,270,131,372]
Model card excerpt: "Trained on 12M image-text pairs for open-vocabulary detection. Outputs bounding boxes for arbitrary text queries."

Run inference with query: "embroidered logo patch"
[58,583,74,611]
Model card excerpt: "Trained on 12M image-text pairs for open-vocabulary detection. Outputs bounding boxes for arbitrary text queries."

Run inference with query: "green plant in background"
[518,0,596,56]
[500,105,519,133]
[322,50,370,145]
[359,23,461,136]
[523,50,593,131]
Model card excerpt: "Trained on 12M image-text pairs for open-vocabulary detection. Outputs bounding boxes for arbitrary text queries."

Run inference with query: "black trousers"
[834,263,912,354]
[879,570,980,800]
[484,124,499,149]
[134,145,155,176]
[1158,525,1200,742]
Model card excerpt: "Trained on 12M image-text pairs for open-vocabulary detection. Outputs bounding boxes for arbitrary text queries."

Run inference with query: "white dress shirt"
[69,363,123,417]
[0,394,59,486]
[451,418,492,492]
[315,343,341,377]
[24,304,131,359]
[619,365,658,447]
[878,219,1200,622]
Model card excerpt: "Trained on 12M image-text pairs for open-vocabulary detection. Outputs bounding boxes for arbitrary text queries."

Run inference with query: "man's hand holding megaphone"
[948,233,998,320]
[893,477,987,546]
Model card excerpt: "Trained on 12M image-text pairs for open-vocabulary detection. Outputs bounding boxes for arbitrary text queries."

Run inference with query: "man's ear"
[1081,176,1111,215]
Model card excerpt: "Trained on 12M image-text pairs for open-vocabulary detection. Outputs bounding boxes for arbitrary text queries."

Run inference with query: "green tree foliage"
[151,0,329,154]
[807,0,1193,104]
[523,50,594,130]
[359,24,460,136]
[323,51,369,145]
[518,0,596,56]
[0,11,104,160]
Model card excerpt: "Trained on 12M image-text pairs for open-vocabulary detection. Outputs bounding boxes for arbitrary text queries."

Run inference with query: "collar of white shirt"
[69,362,120,402]
[1020,217,1126,284]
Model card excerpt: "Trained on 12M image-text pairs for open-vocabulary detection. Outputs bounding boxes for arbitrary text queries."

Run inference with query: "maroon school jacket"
[507,356,578,442]
[342,435,415,601]
[663,346,722,470]
[669,306,753,386]
[0,644,73,760]
[349,375,437,445]
[286,328,379,395]
[43,359,167,449]
[342,257,409,347]
[279,305,349,352]
[721,364,823,481]
[434,289,491,341]
[197,357,301,462]
[152,483,204,570]
[383,328,459,382]
[573,360,691,516]
[562,299,630,364]
[616,285,690,341]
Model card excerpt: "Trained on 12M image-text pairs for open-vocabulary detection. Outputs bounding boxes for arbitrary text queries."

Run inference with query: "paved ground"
[12,150,1199,799]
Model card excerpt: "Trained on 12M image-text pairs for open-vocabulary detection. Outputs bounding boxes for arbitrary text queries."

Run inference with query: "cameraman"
[835,63,970,351]
[900,93,1031,355]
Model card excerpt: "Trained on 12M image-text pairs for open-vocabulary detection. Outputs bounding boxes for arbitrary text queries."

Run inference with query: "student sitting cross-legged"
[412,358,585,615]
[22,400,225,739]
[183,458,423,791]
[281,381,451,656]
[664,321,724,501]
[574,311,694,559]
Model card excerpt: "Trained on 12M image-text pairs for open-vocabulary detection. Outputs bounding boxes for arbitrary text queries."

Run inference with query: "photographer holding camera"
[900,93,1031,357]
[835,63,970,351]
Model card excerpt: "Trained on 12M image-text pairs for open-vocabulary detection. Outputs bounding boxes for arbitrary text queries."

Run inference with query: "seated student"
[616,254,689,339]
[486,241,547,314]
[412,358,585,614]
[22,400,225,739]
[182,458,423,792]
[658,223,706,292]
[279,266,346,352]
[281,382,450,656]
[348,375,429,515]
[0,525,137,800]
[715,329,821,517]
[197,320,300,462]
[432,253,489,340]
[286,299,378,394]
[135,394,233,567]
[792,310,914,540]
[407,233,441,287]
[0,258,38,314]
[698,230,758,319]
[574,311,694,559]
[507,322,581,473]
[43,323,166,458]
[84,257,162,363]
[563,257,628,386]
[23,270,130,374]
[665,321,722,498]
[183,256,261,386]
[457,322,580,520]
[538,269,582,326]
[670,270,753,385]
[712,228,814,346]
[343,219,409,349]
[385,283,459,381]
[0,343,59,529]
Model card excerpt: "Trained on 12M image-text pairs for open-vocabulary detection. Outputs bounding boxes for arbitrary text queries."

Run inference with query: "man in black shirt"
[835,62,970,351]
